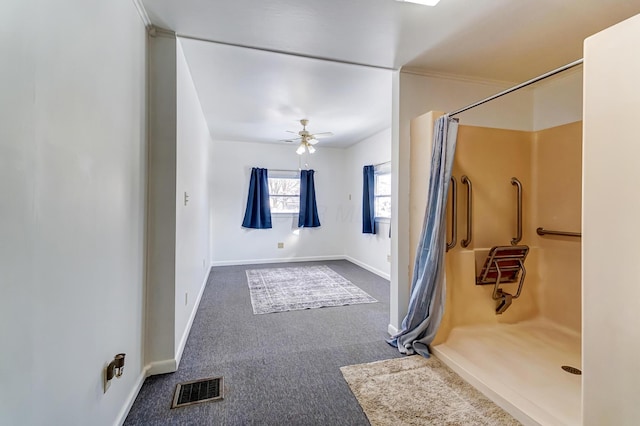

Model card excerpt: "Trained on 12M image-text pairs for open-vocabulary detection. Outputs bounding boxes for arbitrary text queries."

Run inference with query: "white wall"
[146,35,213,374]
[211,141,346,264]
[583,13,640,424]
[146,31,178,371]
[175,40,212,362]
[344,128,392,279]
[533,68,583,131]
[0,0,147,424]
[399,71,535,133]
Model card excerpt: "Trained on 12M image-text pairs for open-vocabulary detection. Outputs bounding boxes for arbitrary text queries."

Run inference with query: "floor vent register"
[171,377,223,408]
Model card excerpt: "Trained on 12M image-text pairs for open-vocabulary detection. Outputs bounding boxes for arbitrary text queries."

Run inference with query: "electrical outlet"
[277,242,284,249]
[185,292,188,306]
[103,367,111,393]
[348,194,352,200]
[387,254,391,262]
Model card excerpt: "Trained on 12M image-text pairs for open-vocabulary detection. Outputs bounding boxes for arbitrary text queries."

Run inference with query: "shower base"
[432,318,581,426]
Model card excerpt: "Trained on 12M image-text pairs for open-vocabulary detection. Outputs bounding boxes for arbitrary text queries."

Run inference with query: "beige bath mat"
[340,355,521,426]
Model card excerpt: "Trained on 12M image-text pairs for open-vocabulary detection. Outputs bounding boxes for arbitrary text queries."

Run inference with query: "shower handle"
[446,176,457,252]
[511,177,523,245]
[461,175,473,248]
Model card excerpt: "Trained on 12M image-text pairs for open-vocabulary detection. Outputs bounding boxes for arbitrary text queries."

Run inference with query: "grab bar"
[446,176,457,251]
[536,227,581,238]
[511,177,522,245]
[461,175,473,248]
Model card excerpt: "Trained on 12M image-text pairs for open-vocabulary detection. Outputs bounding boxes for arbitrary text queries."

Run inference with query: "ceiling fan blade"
[279,138,298,143]
[311,132,333,139]
[285,130,299,134]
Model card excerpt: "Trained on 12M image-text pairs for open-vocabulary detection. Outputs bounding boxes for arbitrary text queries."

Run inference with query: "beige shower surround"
[409,112,582,342]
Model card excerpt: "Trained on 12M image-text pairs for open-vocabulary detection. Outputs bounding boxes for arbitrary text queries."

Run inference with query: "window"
[374,163,391,220]
[268,170,300,214]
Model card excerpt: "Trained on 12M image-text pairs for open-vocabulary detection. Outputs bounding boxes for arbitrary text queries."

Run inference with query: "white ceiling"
[141,0,640,147]
[179,38,392,146]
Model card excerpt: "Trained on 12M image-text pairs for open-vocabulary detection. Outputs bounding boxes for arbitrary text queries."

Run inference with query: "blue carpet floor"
[124,260,402,425]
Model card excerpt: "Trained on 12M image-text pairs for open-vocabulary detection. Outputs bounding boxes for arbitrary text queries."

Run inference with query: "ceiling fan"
[281,119,333,155]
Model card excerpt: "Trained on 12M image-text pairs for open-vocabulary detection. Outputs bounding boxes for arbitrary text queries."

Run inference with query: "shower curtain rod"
[448,58,584,117]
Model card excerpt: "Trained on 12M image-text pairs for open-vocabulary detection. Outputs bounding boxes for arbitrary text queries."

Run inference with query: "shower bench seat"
[476,245,529,314]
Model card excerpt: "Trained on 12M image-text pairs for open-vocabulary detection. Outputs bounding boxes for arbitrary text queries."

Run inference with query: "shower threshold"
[432,318,581,426]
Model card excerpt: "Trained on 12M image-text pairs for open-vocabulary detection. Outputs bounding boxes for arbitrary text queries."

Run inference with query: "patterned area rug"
[245,265,377,314]
[341,356,521,426]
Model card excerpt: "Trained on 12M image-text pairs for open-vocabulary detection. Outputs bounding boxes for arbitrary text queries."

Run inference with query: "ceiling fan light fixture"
[286,119,331,155]
[397,0,441,6]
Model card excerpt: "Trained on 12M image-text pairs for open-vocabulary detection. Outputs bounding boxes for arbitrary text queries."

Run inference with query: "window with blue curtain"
[268,171,300,214]
[298,169,321,228]
[373,162,391,220]
[242,167,272,229]
[362,165,375,234]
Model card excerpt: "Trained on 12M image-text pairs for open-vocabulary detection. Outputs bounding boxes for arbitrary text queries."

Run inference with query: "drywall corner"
[146,31,178,365]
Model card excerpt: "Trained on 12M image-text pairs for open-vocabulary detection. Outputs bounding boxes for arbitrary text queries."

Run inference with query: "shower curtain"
[388,115,459,357]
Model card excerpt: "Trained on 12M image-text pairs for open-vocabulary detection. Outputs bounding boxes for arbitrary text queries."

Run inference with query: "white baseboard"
[210,255,344,267]
[116,366,148,426]
[117,257,388,425]
[146,268,212,379]
[210,255,391,282]
[344,256,390,280]
[146,358,177,376]
[175,266,210,367]
[116,267,208,426]
[388,323,399,336]
[117,271,210,426]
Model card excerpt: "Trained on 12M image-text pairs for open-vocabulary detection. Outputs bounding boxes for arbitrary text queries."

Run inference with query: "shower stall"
[409,112,583,425]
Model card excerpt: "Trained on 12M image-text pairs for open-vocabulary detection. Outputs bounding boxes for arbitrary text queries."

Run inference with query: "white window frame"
[374,162,391,222]
[268,170,300,215]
